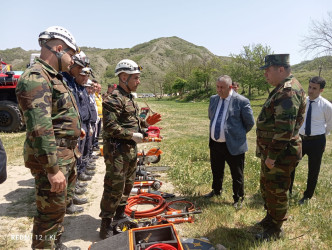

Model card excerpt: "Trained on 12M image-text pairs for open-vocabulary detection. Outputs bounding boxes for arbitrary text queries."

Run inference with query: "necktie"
[305,100,314,136]
[214,99,225,140]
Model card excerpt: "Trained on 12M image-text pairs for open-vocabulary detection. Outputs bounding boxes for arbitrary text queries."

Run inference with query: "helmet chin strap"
[44,43,67,72]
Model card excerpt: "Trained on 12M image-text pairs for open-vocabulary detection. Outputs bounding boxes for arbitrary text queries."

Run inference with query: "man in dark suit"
[205,75,255,208]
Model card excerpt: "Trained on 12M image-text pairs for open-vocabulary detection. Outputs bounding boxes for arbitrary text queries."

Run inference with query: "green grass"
[0,132,25,165]
[137,94,332,249]
[1,84,331,249]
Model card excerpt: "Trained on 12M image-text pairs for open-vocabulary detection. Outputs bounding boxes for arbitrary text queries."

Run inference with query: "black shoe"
[66,203,84,214]
[255,224,283,241]
[255,213,273,229]
[89,158,96,163]
[298,197,310,205]
[76,181,88,188]
[91,155,99,159]
[204,190,221,198]
[86,165,96,170]
[55,238,81,250]
[73,195,88,205]
[85,170,95,176]
[113,205,130,221]
[100,218,113,239]
[55,243,81,250]
[75,187,87,195]
[78,173,92,181]
[93,146,100,151]
[233,197,244,209]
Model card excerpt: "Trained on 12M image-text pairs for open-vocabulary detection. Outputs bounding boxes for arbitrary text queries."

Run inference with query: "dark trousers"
[209,139,245,202]
[77,122,89,175]
[0,139,7,184]
[290,134,326,198]
[84,122,95,158]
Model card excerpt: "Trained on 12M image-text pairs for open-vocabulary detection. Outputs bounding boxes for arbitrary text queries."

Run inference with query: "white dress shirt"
[211,90,233,142]
[299,95,332,136]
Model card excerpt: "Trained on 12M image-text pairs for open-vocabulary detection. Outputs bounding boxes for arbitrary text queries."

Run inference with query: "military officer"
[256,54,306,240]
[99,59,161,239]
[16,26,82,250]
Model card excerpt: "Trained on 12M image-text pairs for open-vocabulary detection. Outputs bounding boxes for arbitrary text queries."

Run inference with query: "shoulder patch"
[284,80,292,88]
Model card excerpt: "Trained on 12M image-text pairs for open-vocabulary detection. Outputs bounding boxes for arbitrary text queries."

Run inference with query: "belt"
[256,130,275,138]
[55,138,78,149]
[109,137,136,146]
[300,134,325,141]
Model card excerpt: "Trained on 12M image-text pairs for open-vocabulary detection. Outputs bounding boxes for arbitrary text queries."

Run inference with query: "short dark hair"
[309,76,326,89]
[232,81,239,87]
[108,84,113,88]
[92,79,98,83]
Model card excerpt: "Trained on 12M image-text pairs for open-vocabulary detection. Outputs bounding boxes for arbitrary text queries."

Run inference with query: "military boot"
[99,218,113,239]
[75,187,87,195]
[86,165,96,170]
[76,181,88,188]
[255,212,273,229]
[85,169,95,176]
[73,195,88,205]
[55,235,81,250]
[113,205,130,221]
[77,173,92,181]
[255,221,284,241]
[66,201,84,215]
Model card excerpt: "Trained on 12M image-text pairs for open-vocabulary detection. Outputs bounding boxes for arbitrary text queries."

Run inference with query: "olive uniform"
[256,74,306,224]
[100,86,148,219]
[16,58,81,249]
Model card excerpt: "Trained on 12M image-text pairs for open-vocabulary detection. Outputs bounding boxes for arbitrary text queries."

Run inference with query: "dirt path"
[0,146,177,250]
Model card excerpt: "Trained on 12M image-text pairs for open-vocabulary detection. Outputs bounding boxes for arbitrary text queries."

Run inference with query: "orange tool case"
[89,223,183,250]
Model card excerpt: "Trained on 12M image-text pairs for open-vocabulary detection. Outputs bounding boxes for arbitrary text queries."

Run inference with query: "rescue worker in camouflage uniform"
[99,59,161,239]
[15,26,82,250]
[255,54,306,241]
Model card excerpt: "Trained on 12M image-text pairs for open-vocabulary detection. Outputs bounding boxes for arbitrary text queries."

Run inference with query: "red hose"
[145,243,177,250]
[125,194,197,220]
[125,193,167,218]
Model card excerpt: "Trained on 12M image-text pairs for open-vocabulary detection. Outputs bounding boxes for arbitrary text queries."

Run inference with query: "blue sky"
[1,0,331,65]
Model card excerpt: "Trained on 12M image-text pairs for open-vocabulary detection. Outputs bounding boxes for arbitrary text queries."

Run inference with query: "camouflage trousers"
[31,160,77,249]
[99,140,137,218]
[260,154,298,223]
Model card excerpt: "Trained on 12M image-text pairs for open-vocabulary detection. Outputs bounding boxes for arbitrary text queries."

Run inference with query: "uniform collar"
[36,57,63,79]
[118,85,133,98]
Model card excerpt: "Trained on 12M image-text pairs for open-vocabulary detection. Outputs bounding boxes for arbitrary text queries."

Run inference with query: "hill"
[0,37,228,92]
[1,38,332,94]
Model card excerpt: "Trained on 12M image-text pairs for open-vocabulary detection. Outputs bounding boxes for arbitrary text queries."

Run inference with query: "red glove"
[146,113,161,125]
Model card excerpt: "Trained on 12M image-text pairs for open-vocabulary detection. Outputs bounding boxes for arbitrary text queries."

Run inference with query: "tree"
[172,77,187,96]
[301,12,332,57]
[225,44,272,97]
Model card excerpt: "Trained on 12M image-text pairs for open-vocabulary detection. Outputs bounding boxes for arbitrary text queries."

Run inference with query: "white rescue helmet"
[38,26,79,53]
[115,59,142,76]
[73,51,89,68]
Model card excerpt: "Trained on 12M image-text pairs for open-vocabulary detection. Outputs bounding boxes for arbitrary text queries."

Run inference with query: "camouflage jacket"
[256,75,306,161]
[102,86,148,140]
[15,58,81,174]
